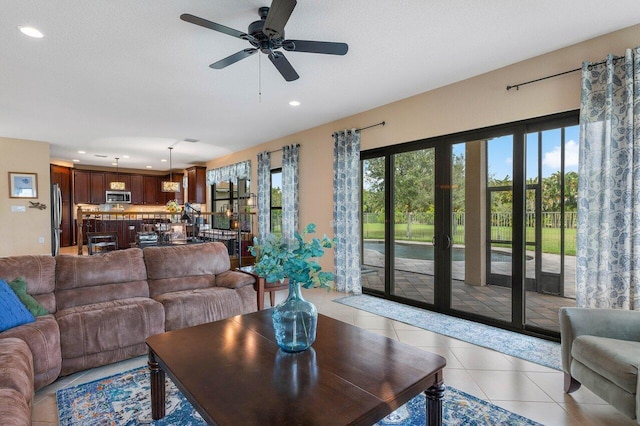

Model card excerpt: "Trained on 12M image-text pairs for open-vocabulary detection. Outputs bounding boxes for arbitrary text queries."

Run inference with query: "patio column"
[464,141,486,286]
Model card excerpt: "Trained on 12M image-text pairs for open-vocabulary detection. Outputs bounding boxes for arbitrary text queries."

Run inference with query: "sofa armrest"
[559,307,640,374]
[216,270,256,289]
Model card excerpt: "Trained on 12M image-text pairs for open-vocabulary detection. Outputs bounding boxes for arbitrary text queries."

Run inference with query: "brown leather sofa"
[144,242,256,331]
[0,242,256,425]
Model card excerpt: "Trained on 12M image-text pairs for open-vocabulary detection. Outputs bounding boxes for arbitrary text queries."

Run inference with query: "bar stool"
[87,232,118,255]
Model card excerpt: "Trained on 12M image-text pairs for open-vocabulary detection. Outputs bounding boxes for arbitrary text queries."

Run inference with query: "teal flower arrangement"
[249,223,336,289]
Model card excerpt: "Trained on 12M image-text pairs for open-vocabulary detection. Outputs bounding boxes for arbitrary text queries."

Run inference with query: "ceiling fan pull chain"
[259,53,262,103]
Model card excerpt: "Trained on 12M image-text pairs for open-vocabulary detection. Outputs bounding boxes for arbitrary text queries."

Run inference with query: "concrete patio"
[362,248,576,333]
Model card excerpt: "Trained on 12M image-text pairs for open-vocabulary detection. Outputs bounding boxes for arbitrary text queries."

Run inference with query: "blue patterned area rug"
[57,366,541,425]
[335,294,561,371]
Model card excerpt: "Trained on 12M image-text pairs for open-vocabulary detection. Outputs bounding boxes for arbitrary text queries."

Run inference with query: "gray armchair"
[560,307,640,423]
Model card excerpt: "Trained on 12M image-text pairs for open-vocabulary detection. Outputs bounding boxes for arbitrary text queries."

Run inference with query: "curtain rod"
[331,121,385,137]
[506,55,624,91]
[267,143,300,155]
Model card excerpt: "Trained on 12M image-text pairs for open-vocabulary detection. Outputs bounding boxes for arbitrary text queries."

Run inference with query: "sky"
[362,124,580,189]
[481,125,579,180]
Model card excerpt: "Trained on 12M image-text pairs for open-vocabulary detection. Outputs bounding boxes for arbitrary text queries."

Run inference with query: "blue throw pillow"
[0,279,35,332]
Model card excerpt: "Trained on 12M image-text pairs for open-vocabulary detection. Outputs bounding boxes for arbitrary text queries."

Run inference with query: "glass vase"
[272,282,318,353]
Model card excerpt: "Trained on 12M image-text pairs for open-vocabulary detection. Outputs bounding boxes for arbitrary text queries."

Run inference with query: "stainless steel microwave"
[105,191,131,204]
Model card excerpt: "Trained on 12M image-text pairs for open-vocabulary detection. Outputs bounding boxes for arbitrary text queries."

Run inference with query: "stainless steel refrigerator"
[51,183,62,256]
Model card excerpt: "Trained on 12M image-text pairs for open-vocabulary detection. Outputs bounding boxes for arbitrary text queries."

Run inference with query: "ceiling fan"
[180,0,348,82]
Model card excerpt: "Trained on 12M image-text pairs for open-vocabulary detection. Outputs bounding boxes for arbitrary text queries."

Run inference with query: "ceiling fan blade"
[268,52,299,81]
[282,40,349,55]
[210,49,258,69]
[263,0,297,39]
[180,13,254,42]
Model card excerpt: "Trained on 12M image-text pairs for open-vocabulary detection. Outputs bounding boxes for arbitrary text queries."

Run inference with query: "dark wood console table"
[146,310,446,425]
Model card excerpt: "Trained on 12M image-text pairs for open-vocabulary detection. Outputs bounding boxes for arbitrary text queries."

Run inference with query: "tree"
[362,157,385,215]
[271,186,282,207]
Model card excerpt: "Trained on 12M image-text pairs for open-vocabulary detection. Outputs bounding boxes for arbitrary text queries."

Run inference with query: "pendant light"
[110,158,126,190]
[161,147,181,192]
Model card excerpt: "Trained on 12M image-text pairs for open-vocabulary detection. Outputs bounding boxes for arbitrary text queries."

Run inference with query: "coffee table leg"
[148,350,166,420]
[425,382,445,426]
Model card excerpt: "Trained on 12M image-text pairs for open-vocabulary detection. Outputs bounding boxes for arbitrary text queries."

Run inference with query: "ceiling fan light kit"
[180,0,348,82]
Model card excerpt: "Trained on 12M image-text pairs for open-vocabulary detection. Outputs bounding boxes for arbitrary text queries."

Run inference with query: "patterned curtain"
[206,160,251,185]
[576,47,640,309]
[282,144,299,245]
[333,130,362,294]
[257,151,271,240]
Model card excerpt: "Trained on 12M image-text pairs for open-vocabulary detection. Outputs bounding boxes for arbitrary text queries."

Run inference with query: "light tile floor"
[33,288,634,426]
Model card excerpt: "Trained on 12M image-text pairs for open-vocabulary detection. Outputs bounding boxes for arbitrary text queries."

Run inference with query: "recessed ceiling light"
[72,159,80,163]
[161,159,167,162]
[122,155,130,159]
[77,150,86,154]
[111,162,117,166]
[289,100,301,107]
[146,166,153,169]
[18,26,44,38]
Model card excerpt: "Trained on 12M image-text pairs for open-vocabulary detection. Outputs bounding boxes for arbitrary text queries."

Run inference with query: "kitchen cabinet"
[130,175,144,204]
[89,173,106,204]
[143,176,159,205]
[74,169,183,206]
[186,166,207,204]
[73,170,106,204]
[73,170,91,204]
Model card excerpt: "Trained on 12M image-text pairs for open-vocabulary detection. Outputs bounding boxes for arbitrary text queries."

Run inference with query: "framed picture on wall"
[9,172,38,198]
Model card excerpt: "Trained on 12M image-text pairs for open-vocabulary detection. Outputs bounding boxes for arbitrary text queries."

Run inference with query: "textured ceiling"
[1,0,640,170]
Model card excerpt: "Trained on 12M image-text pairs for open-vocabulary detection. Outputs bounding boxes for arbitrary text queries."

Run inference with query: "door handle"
[432,235,452,248]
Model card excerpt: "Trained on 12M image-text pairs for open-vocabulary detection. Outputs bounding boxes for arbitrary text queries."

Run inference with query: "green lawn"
[362,223,576,256]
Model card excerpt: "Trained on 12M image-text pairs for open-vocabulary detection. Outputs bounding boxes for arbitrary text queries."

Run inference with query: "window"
[270,169,282,235]
[210,179,248,229]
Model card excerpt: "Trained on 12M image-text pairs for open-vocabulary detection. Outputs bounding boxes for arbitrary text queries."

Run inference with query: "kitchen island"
[75,207,254,267]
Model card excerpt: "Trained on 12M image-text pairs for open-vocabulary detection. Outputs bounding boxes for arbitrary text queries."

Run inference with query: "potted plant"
[249,224,335,352]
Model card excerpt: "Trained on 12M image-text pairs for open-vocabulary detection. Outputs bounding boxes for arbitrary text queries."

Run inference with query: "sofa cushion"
[0,388,31,426]
[0,338,34,425]
[155,287,255,331]
[56,297,164,371]
[144,242,232,297]
[1,315,62,390]
[55,248,149,310]
[8,277,49,317]
[0,338,33,405]
[572,335,640,394]
[215,270,256,289]
[0,280,35,332]
[0,255,56,314]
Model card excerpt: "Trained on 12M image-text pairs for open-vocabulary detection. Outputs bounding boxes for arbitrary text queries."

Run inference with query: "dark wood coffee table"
[146,310,446,425]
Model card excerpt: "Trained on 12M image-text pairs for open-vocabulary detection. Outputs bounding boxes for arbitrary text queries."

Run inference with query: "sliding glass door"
[391,149,436,304]
[361,146,438,306]
[361,111,578,338]
[362,157,386,293]
[450,137,514,324]
[523,123,578,332]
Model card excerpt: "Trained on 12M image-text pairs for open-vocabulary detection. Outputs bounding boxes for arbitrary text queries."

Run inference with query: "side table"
[237,267,289,310]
